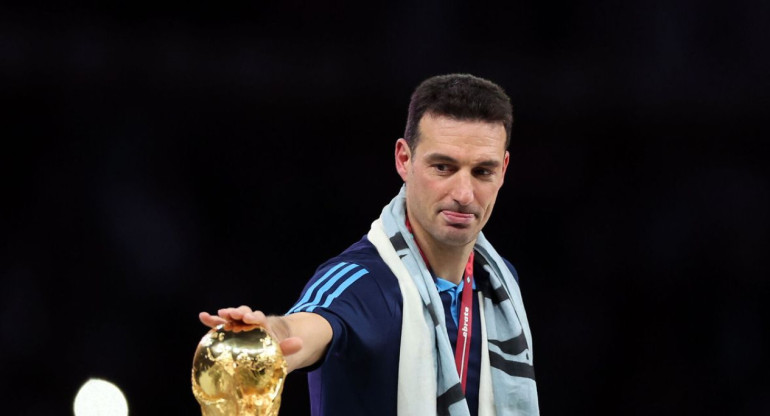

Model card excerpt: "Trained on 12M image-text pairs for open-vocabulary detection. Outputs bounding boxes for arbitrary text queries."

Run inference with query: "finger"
[229,322,249,332]
[229,305,253,320]
[279,337,303,356]
[242,310,267,325]
[199,312,227,328]
[217,308,237,320]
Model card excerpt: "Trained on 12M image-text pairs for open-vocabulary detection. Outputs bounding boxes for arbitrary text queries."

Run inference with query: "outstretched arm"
[200,306,332,373]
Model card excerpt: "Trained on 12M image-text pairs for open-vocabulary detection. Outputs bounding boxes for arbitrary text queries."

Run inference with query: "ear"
[500,150,510,185]
[395,138,412,182]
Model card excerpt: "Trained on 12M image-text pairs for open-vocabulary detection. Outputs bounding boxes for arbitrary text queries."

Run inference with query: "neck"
[425,243,474,285]
[410,225,475,285]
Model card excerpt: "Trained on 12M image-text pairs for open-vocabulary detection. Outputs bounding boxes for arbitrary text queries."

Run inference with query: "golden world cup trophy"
[192,324,288,416]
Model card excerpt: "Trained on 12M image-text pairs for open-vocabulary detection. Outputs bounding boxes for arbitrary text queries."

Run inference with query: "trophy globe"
[192,324,287,416]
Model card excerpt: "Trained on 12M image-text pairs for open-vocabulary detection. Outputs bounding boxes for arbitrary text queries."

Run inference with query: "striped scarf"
[367,186,539,415]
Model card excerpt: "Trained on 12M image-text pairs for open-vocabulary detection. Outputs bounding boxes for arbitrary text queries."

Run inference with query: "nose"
[450,171,474,207]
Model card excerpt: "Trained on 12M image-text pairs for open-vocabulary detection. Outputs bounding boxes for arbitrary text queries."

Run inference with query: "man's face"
[395,113,509,251]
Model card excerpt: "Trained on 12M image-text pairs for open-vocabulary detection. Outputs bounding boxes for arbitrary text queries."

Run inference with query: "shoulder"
[475,252,520,284]
[314,235,396,284]
[501,257,520,283]
[288,235,399,314]
[322,235,397,279]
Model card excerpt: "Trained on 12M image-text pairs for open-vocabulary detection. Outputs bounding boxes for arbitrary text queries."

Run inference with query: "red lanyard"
[454,251,474,393]
[406,218,475,393]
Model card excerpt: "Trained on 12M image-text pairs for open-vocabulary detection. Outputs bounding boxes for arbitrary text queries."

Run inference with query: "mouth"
[440,210,476,226]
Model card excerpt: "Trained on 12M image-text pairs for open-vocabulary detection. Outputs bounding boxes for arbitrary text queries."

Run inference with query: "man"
[200,74,539,415]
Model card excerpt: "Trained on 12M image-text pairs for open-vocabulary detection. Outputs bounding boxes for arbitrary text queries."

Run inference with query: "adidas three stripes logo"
[288,262,369,313]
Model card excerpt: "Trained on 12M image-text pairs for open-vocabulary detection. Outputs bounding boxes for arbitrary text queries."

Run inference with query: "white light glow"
[73,378,129,416]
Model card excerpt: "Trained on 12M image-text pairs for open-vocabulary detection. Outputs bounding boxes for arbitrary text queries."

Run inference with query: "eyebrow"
[423,153,501,168]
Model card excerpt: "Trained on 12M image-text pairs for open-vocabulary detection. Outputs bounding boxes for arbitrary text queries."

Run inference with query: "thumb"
[279,337,303,356]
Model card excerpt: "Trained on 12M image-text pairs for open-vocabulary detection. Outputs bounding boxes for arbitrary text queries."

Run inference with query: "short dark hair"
[404,73,513,151]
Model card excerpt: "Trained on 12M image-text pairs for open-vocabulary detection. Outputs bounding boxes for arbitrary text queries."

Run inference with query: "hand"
[199,306,303,357]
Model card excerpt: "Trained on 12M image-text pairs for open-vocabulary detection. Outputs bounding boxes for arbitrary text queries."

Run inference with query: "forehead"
[416,114,507,155]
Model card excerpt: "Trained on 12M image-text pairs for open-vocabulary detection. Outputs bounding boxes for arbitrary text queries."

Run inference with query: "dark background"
[2,1,768,414]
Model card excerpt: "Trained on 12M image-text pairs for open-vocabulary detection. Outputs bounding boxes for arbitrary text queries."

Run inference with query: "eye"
[429,162,457,174]
[474,168,493,176]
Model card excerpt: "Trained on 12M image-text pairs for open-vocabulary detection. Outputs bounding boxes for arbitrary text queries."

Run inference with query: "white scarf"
[367,186,539,415]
